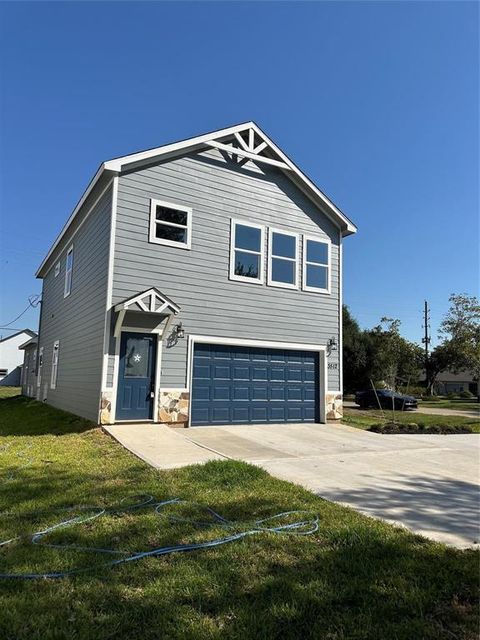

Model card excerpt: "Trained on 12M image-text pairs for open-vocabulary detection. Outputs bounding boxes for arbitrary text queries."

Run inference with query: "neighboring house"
[434,371,478,396]
[0,329,36,386]
[34,122,357,426]
[19,335,38,397]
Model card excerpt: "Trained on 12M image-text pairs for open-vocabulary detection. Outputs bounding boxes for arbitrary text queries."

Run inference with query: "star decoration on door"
[133,354,142,363]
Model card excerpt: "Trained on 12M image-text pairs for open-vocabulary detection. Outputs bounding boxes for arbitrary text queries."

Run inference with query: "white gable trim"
[114,288,180,315]
[103,122,356,236]
[36,122,357,279]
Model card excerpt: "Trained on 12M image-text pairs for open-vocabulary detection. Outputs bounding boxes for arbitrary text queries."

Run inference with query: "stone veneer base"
[326,392,343,421]
[158,390,190,424]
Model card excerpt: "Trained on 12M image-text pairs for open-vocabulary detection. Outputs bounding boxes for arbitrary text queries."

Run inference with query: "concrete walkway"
[104,423,223,469]
[344,400,480,419]
[105,422,480,549]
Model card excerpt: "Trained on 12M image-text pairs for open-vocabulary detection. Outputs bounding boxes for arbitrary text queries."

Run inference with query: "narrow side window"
[302,236,330,293]
[64,246,74,298]
[229,219,265,284]
[50,340,60,389]
[54,262,60,277]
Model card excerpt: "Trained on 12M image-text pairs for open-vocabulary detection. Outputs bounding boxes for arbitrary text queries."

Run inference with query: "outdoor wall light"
[327,337,337,354]
[175,323,185,339]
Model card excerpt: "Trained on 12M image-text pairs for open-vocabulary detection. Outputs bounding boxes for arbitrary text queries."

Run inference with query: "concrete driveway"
[105,422,480,549]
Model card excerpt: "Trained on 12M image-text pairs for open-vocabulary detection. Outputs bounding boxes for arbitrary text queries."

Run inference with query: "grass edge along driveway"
[342,406,480,432]
[0,392,478,640]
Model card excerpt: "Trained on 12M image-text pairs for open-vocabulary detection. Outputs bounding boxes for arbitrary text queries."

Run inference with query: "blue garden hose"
[0,495,319,580]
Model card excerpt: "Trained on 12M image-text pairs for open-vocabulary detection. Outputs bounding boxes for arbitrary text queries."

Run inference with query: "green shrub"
[369,422,473,435]
[458,390,475,399]
[397,385,426,398]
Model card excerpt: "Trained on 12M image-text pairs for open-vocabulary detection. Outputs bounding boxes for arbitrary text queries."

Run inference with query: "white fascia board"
[36,121,356,280]
[105,120,357,237]
[36,165,117,278]
[103,122,256,172]
[249,123,357,237]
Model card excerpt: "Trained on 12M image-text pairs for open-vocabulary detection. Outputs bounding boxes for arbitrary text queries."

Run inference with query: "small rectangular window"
[50,340,60,389]
[303,236,330,293]
[64,246,73,297]
[149,199,192,249]
[229,219,265,284]
[268,228,299,289]
[37,346,43,387]
[54,262,60,277]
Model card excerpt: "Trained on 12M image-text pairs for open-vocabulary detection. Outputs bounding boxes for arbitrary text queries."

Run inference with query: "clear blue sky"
[0,1,478,346]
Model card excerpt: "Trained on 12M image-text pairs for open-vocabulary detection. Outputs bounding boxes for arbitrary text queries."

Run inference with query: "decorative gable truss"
[113,288,180,338]
[37,121,357,279]
[207,125,292,171]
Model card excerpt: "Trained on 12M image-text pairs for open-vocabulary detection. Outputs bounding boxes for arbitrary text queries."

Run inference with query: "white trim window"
[64,246,74,297]
[229,219,265,284]
[268,228,299,289]
[54,262,60,277]
[37,346,43,388]
[303,236,331,293]
[149,199,192,249]
[50,340,60,389]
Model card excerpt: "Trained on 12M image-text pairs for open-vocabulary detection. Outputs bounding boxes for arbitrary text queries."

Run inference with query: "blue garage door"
[191,343,319,426]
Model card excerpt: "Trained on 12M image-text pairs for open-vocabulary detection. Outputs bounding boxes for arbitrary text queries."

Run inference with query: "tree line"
[343,294,480,396]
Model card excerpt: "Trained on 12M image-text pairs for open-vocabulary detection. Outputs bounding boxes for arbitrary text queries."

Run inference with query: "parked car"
[355,389,418,410]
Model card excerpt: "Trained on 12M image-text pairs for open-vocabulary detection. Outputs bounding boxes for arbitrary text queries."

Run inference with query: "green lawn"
[343,407,480,433]
[0,386,21,399]
[419,399,480,412]
[0,393,478,639]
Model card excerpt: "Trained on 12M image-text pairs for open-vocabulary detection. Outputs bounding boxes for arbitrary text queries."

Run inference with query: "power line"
[0,295,41,330]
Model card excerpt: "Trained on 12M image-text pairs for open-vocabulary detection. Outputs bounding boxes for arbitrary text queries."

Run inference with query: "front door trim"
[187,335,327,425]
[114,327,162,423]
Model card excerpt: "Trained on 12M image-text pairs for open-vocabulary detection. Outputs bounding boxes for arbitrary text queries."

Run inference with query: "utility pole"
[422,300,431,392]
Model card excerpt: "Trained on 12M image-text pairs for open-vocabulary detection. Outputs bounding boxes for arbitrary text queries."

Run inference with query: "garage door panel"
[287,387,302,401]
[233,386,249,400]
[252,386,268,401]
[193,364,210,379]
[252,367,268,380]
[270,386,286,401]
[287,407,302,421]
[191,344,320,426]
[270,367,286,381]
[304,387,316,402]
[303,369,315,382]
[286,368,302,381]
[251,407,268,422]
[213,386,230,401]
[232,406,249,422]
[212,407,231,423]
[193,385,211,401]
[232,366,249,380]
[213,365,230,379]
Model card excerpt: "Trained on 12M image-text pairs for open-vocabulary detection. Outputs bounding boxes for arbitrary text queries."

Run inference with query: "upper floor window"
[303,236,330,293]
[229,220,265,284]
[268,229,299,289]
[54,262,60,277]
[64,246,74,298]
[149,199,192,249]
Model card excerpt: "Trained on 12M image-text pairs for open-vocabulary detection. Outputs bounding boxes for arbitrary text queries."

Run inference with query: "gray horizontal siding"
[38,186,112,421]
[112,148,341,390]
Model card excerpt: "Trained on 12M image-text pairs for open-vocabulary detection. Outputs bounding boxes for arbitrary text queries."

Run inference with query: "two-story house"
[34,122,357,427]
